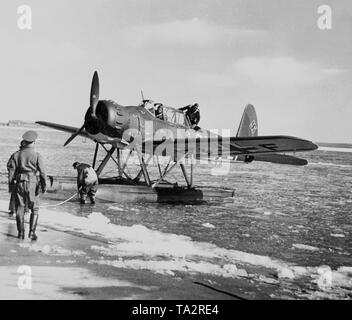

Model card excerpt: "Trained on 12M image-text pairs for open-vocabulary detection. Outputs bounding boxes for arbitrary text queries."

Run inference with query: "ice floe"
[108,206,124,212]
[201,222,215,229]
[276,267,295,279]
[19,243,86,256]
[330,234,345,238]
[90,257,249,279]
[292,244,319,251]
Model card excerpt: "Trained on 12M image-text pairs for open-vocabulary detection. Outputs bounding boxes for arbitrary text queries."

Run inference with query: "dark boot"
[16,215,25,239]
[16,215,21,237]
[80,193,87,204]
[88,186,97,205]
[28,213,39,241]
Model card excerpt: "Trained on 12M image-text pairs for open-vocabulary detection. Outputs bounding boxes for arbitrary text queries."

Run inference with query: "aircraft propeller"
[63,71,100,146]
[90,71,99,118]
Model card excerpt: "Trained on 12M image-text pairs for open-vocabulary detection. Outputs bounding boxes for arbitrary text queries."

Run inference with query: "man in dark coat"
[154,103,164,120]
[7,140,28,216]
[7,130,47,240]
[178,103,200,128]
[72,162,98,204]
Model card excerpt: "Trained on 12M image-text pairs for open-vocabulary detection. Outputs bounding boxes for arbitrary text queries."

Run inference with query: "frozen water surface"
[0,127,351,299]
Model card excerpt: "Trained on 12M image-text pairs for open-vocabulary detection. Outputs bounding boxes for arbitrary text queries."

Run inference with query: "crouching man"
[72,162,98,204]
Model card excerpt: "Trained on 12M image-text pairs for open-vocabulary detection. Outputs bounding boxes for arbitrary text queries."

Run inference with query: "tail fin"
[236,104,258,137]
[234,104,309,166]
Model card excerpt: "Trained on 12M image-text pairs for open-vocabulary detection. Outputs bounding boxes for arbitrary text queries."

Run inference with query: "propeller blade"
[63,124,85,147]
[90,71,99,117]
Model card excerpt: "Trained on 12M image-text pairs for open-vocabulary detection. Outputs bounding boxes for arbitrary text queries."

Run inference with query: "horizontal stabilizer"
[237,153,308,166]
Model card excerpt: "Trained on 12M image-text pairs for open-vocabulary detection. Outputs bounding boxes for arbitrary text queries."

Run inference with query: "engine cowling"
[84,100,126,138]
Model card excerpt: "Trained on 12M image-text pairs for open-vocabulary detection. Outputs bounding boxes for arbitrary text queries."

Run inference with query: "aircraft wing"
[36,121,90,138]
[145,135,317,164]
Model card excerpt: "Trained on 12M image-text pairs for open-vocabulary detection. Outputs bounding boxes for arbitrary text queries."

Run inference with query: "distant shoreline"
[0,122,61,133]
[0,120,42,129]
[316,142,352,149]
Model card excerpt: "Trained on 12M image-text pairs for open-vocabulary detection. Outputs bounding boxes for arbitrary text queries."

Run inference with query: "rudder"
[236,104,258,137]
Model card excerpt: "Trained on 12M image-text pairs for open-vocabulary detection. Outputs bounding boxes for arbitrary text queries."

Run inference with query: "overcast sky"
[0,0,351,142]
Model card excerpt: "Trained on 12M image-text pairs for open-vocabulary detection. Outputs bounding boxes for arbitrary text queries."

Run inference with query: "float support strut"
[135,148,151,186]
[116,149,122,177]
[152,161,178,188]
[190,156,194,187]
[134,155,152,182]
[180,163,192,188]
[96,146,116,177]
[92,142,99,169]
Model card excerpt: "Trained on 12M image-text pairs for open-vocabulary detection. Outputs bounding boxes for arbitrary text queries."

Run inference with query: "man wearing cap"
[154,103,164,120]
[7,140,27,216]
[7,130,47,240]
[72,162,98,204]
[178,103,200,129]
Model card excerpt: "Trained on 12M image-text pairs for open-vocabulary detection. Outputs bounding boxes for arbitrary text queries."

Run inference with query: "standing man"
[7,131,47,240]
[72,162,98,204]
[7,140,27,216]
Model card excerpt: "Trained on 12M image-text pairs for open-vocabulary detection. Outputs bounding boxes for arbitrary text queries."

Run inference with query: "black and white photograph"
[0,0,351,304]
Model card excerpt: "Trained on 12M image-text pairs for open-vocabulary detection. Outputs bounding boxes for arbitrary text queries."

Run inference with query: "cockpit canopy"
[144,101,191,128]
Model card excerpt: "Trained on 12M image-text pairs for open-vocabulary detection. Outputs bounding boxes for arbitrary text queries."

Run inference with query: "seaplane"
[36,71,318,202]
